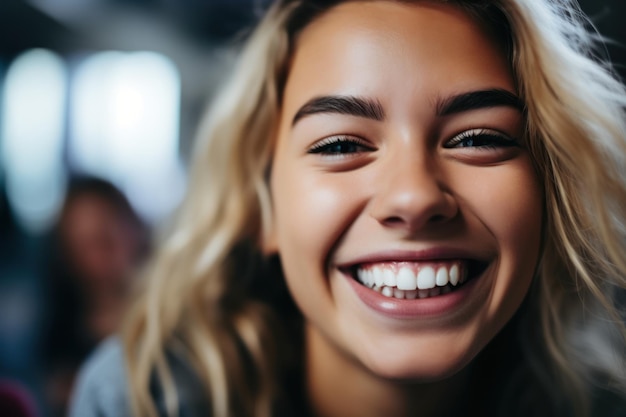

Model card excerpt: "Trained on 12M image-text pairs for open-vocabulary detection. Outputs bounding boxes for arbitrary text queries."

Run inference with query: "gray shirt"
[69,338,132,417]
[69,338,211,417]
[69,337,210,417]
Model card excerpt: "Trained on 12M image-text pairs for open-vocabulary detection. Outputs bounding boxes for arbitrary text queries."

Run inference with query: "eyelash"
[307,129,518,157]
[307,135,373,155]
[444,129,519,149]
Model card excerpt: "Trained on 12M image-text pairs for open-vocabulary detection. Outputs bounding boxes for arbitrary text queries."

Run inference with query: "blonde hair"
[122,1,626,416]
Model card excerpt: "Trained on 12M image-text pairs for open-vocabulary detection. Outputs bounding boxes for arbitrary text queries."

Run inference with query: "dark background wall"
[578,0,626,78]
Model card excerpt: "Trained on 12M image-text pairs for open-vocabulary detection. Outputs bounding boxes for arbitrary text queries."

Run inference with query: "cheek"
[456,161,543,310]
[456,159,543,245]
[272,162,359,263]
[270,159,365,314]
[487,168,542,258]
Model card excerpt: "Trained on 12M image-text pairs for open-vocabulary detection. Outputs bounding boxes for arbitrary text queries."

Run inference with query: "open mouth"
[347,260,488,300]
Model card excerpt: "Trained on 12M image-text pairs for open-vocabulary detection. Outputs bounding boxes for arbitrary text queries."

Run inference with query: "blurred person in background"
[41,176,149,417]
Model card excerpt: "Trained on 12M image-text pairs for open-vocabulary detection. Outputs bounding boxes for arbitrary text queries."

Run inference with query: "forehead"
[281,1,514,119]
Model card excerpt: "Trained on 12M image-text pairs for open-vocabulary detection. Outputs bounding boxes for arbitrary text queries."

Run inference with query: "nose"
[369,149,458,232]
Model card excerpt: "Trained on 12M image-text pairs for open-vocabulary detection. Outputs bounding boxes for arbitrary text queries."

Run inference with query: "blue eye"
[308,136,373,155]
[445,129,519,149]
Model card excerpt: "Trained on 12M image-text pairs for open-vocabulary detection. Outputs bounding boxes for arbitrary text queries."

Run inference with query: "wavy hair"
[122,1,626,416]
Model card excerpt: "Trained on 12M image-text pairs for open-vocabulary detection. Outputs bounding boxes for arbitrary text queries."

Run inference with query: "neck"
[305,324,472,417]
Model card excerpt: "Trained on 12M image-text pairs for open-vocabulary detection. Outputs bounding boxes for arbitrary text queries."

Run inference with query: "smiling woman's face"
[269,1,543,380]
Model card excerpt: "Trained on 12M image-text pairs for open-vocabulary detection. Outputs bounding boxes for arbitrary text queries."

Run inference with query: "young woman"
[70,1,626,416]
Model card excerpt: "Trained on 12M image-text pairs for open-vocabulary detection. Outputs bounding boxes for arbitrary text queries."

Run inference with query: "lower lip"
[344,273,481,319]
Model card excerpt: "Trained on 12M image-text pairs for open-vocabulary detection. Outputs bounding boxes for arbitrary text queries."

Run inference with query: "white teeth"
[355,262,468,299]
[382,268,396,287]
[449,264,460,286]
[369,268,380,287]
[357,269,366,285]
[374,269,384,287]
[417,266,436,289]
[366,284,456,300]
[363,270,371,286]
[396,267,417,290]
[435,267,448,287]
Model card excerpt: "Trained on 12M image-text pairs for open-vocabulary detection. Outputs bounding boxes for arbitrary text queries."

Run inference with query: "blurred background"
[0,0,624,416]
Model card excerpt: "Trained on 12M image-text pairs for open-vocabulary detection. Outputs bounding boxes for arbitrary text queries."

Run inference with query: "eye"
[444,129,519,150]
[308,135,374,156]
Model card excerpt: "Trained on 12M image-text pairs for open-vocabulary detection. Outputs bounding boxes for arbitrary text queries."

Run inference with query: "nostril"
[383,216,405,227]
[383,213,448,228]
[429,214,447,223]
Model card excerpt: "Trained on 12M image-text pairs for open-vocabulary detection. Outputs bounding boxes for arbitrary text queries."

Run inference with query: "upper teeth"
[356,262,464,290]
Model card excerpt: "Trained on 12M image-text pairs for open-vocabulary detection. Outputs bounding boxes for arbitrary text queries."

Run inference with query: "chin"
[356,341,479,383]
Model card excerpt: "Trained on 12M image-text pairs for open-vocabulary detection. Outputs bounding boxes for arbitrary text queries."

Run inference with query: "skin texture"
[268,2,543,416]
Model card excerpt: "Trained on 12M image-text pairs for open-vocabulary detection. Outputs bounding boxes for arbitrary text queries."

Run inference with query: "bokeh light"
[1,49,67,233]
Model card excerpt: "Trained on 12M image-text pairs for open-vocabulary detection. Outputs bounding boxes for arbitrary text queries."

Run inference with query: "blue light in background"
[1,49,68,234]
[0,49,185,232]
[69,51,185,224]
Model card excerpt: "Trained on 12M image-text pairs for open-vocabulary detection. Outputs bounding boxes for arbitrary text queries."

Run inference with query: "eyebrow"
[292,95,385,126]
[436,88,524,116]
[291,89,523,126]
